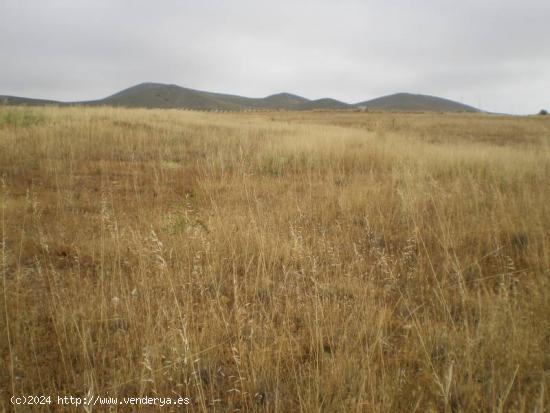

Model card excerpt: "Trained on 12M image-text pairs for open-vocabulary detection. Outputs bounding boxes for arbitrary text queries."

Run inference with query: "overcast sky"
[1,0,548,114]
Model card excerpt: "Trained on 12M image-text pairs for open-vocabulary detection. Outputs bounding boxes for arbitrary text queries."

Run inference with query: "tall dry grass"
[1,106,549,412]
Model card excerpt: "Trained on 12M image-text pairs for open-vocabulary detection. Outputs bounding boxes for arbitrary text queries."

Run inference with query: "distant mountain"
[83,83,252,110]
[356,93,479,112]
[259,92,310,109]
[1,84,481,112]
[89,83,349,111]
[0,95,59,106]
[297,98,351,111]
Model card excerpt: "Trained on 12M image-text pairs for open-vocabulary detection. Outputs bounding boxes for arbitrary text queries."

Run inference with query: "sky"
[1,0,548,114]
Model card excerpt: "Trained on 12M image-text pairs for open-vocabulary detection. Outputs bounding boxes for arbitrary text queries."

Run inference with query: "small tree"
[539,109,548,115]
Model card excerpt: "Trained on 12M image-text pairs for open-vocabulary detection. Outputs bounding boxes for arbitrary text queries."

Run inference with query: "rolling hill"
[356,92,479,112]
[88,83,350,111]
[0,95,60,106]
[296,98,351,111]
[257,92,310,109]
[81,83,254,110]
[1,83,481,112]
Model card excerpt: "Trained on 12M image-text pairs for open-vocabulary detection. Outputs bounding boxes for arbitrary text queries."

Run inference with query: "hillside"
[85,83,255,110]
[357,92,479,112]
[90,83,348,110]
[257,92,310,109]
[296,98,351,111]
[0,95,60,106]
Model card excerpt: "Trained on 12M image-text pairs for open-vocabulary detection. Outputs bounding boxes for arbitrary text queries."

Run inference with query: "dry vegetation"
[1,106,549,412]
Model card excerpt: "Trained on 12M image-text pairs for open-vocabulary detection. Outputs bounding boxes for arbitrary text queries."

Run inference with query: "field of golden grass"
[1,106,549,412]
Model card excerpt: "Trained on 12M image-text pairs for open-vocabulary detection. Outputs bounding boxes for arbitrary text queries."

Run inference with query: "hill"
[0,95,60,106]
[1,84,481,112]
[297,98,351,111]
[356,92,479,112]
[84,83,255,110]
[89,83,351,110]
[258,92,310,109]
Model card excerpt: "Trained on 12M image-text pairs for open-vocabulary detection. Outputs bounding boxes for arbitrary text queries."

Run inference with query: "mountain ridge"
[356,92,480,112]
[1,83,481,112]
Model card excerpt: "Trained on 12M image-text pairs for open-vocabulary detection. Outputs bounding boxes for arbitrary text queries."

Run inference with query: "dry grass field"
[1,106,549,412]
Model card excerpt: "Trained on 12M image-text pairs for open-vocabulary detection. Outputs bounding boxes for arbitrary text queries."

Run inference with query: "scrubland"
[1,106,549,412]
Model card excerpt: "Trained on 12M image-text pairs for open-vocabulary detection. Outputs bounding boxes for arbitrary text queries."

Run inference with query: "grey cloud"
[0,0,548,113]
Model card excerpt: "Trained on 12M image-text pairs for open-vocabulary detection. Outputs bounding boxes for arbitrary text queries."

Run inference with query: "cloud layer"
[1,0,548,113]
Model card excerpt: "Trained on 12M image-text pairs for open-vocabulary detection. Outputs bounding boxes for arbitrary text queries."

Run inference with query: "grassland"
[1,106,549,412]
